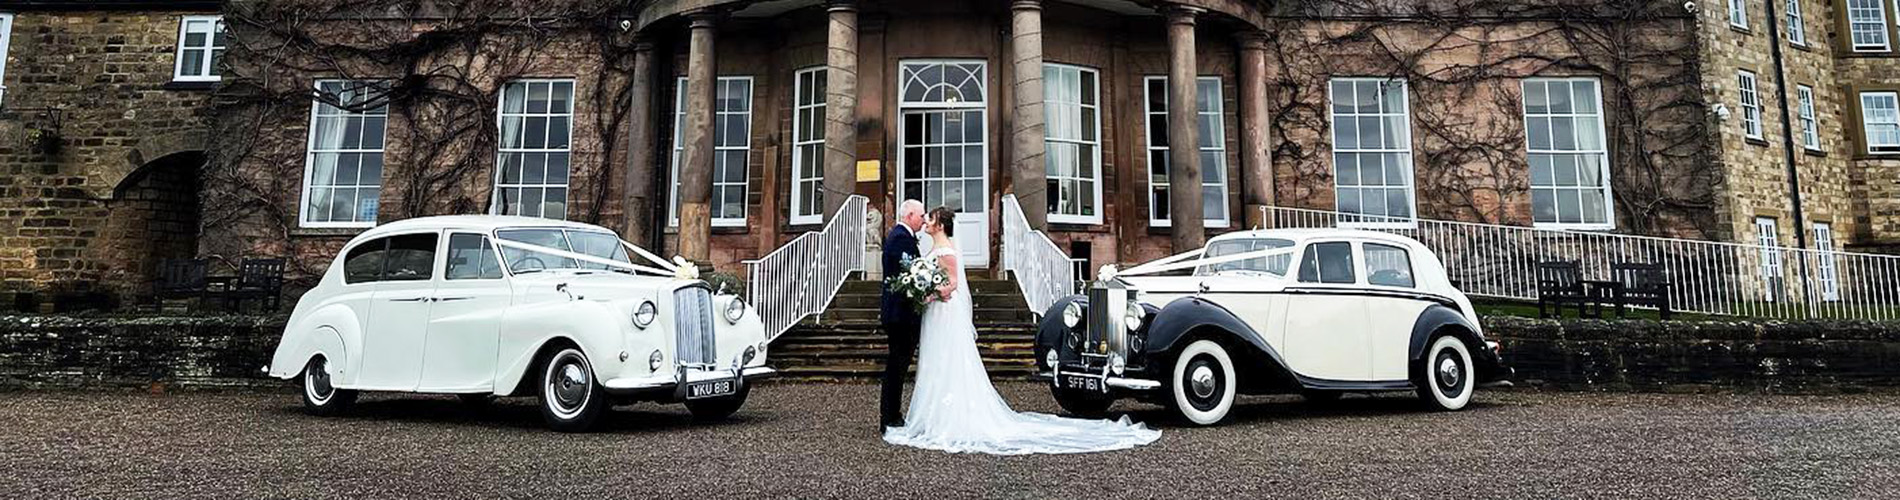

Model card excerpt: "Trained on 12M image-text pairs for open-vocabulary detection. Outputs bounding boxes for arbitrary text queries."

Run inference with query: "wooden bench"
[1607,262,1672,319]
[217,258,286,312]
[1536,260,1595,318]
[151,258,210,310]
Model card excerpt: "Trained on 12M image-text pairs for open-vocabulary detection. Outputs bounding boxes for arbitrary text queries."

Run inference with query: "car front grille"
[673,286,717,367]
[1085,285,1125,356]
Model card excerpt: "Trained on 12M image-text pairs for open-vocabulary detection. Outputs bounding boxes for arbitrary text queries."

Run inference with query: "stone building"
[0,1,222,310]
[194,0,1720,294]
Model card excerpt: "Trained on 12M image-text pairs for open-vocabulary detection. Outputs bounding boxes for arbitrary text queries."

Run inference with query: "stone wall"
[7,313,1900,393]
[0,8,218,310]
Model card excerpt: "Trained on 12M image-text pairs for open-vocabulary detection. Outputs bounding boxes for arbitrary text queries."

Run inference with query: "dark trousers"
[880,322,919,427]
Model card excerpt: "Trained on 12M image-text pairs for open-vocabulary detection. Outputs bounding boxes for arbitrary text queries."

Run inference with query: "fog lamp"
[1109,353,1126,375]
[1044,350,1059,368]
[648,350,664,371]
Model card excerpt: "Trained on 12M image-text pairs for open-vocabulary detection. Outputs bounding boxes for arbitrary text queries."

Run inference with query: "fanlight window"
[901,62,986,105]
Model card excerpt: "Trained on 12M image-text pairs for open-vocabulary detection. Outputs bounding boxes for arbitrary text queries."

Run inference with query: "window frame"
[1728,0,1749,30]
[1846,0,1892,52]
[1043,63,1104,225]
[1296,240,1359,285]
[1786,0,1807,45]
[1522,77,1616,231]
[0,13,13,106]
[1327,77,1418,229]
[669,75,755,228]
[491,79,578,219]
[790,67,827,226]
[1755,216,1783,303]
[1860,90,1900,154]
[1797,85,1821,152]
[1738,71,1764,140]
[172,15,225,82]
[1142,75,1231,229]
[300,80,391,229]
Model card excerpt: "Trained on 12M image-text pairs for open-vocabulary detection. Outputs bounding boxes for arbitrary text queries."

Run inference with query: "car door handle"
[435,296,473,302]
[388,297,429,302]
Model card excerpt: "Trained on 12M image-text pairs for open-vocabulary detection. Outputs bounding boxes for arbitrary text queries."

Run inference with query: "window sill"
[711,225,750,235]
[1047,221,1111,233]
[163,80,220,91]
[1841,49,1898,58]
[1789,41,1812,53]
[1533,223,1616,232]
[290,226,368,237]
[1745,136,1770,147]
[1804,147,1827,158]
[1728,24,1751,36]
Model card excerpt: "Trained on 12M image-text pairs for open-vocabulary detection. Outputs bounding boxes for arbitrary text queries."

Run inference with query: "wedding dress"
[883,241,1162,455]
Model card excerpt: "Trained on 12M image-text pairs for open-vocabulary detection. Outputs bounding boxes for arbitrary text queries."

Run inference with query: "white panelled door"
[898,60,990,267]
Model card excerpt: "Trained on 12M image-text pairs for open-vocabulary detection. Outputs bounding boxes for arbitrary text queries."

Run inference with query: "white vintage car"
[264,216,773,431]
[1035,229,1509,425]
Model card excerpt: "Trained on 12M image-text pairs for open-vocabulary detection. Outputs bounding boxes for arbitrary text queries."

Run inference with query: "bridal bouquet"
[885,254,950,313]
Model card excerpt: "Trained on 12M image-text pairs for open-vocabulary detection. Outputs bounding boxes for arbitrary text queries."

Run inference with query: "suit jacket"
[880,224,922,330]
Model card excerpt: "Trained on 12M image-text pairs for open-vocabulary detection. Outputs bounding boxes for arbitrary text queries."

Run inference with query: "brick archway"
[103,151,205,301]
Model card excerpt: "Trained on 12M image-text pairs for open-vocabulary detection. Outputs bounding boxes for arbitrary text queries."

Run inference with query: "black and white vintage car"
[1035,229,1509,425]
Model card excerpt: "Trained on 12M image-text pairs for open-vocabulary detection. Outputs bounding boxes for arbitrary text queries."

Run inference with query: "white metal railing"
[746,195,869,340]
[1263,206,1900,321]
[1001,195,1078,318]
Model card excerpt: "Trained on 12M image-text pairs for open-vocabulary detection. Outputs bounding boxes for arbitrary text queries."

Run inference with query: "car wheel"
[684,384,751,421]
[1052,388,1113,418]
[301,355,357,416]
[540,347,607,432]
[1417,335,1475,411]
[1170,340,1236,426]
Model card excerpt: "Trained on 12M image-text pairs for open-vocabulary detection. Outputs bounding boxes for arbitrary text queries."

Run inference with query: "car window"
[1194,238,1295,276]
[343,237,389,284]
[1296,241,1356,284]
[445,233,504,280]
[382,233,438,281]
[1364,243,1415,288]
[496,228,633,273]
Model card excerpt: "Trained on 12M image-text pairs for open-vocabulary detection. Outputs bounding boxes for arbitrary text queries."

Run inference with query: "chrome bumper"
[602,366,776,393]
[1036,367,1162,392]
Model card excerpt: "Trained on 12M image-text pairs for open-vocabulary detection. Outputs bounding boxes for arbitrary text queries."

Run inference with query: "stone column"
[1237,31,1274,230]
[1009,0,1049,229]
[679,10,718,262]
[1164,5,1206,252]
[822,0,860,220]
[623,38,658,243]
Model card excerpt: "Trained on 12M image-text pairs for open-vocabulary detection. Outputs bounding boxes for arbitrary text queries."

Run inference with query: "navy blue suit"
[880,223,922,427]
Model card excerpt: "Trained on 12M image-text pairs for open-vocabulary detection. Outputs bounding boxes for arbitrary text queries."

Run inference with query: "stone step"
[825,293,1028,310]
[770,361,1039,381]
[838,279,1022,295]
[816,307,1032,323]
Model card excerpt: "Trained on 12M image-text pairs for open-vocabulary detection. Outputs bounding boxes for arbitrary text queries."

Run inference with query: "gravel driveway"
[2,383,1897,499]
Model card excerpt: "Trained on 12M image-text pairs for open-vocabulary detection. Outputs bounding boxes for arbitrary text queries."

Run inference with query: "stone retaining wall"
[5,314,1900,392]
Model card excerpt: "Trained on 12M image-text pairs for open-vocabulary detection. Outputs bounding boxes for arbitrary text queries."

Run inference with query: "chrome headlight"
[1108,353,1126,375]
[723,298,746,324]
[633,300,658,329]
[1062,302,1083,328]
[1123,303,1144,332]
[1044,349,1059,368]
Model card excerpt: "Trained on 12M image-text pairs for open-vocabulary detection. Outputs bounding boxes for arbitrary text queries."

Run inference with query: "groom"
[880,199,927,430]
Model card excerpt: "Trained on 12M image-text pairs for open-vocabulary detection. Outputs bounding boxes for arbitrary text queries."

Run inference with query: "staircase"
[769,278,1041,380]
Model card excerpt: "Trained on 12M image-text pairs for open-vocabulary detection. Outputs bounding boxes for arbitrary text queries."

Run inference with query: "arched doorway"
[105,151,204,302]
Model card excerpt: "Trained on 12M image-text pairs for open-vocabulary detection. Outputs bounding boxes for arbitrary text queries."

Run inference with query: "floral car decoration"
[1034,229,1511,425]
[263,215,772,432]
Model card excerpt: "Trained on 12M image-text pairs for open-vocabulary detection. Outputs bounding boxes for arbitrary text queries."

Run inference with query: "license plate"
[687,379,736,399]
[1060,374,1102,392]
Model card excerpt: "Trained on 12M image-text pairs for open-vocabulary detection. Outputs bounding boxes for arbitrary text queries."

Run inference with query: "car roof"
[1208,227,1423,246]
[353,215,615,241]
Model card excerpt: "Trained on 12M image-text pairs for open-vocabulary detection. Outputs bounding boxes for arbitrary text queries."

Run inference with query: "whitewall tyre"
[540,347,607,432]
[1170,340,1236,426]
[1418,335,1475,411]
[301,355,357,416]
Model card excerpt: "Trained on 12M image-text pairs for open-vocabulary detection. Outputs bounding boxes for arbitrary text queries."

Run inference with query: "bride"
[883,207,1161,455]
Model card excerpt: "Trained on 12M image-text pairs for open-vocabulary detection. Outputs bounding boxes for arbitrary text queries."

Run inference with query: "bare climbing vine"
[202,0,639,280]
[1263,0,1713,236]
